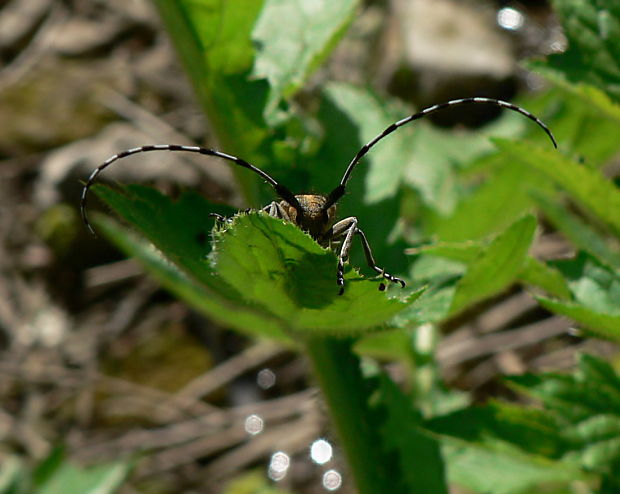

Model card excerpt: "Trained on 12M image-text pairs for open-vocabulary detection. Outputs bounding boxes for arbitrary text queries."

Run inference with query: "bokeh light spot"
[244,414,264,435]
[257,368,276,389]
[310,438,333,464]
[322,469,342,491]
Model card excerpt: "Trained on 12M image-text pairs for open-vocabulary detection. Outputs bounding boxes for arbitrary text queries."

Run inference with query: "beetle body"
[273,195,337,241]
[81,97,557,295]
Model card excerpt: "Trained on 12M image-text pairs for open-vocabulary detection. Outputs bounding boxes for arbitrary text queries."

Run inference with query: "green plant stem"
[304,336,398,494]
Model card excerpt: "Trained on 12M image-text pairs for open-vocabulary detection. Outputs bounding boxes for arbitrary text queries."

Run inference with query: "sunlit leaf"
[424,153,551,241]
[95,185,418,337]
[252,0,359,121]
[495,139,620,238]
[429,354,620,491]
[210,212,418,334]
[450,215,537,314]
[323,83,414,205]
[534,0,620,103]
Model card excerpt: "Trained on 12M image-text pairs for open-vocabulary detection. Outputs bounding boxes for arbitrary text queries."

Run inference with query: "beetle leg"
[331,217,406,294]
[263,201,291,221]
[209,212,230,223]
[355,228,406,289]
[331,217,358,295]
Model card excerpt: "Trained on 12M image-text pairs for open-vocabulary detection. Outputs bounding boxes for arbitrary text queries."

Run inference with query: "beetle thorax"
[280,194,337,240]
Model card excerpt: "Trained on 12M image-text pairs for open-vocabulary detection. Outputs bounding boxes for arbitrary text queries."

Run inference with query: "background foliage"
[1,0,620,493]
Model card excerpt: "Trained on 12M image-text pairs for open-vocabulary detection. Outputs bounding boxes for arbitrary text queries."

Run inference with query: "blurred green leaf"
[519,257,573,299]
[151,1,268,155]
[535,253,620,341]
[96,215,290,342]
[523,84,620,168]
[35,460,130,494]
[495,139,620,238]
[424,153,551,241]
[32,448,65,488]
[402,107,554,217]
[323,83,413,205]
[323,84,548,215]
[553,252,620,314]
[222,470,293,494]
[429,402,585,493]
[252,0,359,122]
[536,297,620,341]
[408,241,481,263]
[392,285,456,327]
[0,457,24,494]
[450,215,537,314]
[508,354,620,423]
[400,125,460,215]
[556,95,620,167]
[429,354,620,491]
[506,354,620,484]
[372,374,448,494]
[95,185,418,337]
[411,240,571,300]
[535,0,620,103]
[150,0,283,206]
[443,443,584,494]
[535,193,620,271]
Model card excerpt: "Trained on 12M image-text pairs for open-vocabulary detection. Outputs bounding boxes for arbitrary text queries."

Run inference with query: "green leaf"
[536,297,620,342]
[322,84,545,214]
[504,355,620,483]
[429,401,585,492]
[495,139,620,238]
[429,354,620,491]
[429,401,569,458]
[519,257,573,300]
[222,471,294,494]
[35,460,130,494]
[443,443,584,494]
[547,82,620,167]
[252,0,359,122]
[211,212,418,334]
[402,108,551,216]
[150,0,282,206]
[535,192,620,272]
[508,356,620,422]
[95,185,417,337]
[552,252,620,314]
[0,456,24,494]
[407,241,481,263]
[536,0,620,103]
[96,215,290,341]
[450,215,537,314]
[409,238,571,301]
[424,152,552,241]
[322,83,413,205]
[372,374,448,494]
[150,1,268,153]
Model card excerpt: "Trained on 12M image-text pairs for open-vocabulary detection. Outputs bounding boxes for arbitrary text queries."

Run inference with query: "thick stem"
[304,336,399,494]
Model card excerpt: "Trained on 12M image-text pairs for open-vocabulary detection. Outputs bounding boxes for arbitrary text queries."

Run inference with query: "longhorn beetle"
[81,97,557,295]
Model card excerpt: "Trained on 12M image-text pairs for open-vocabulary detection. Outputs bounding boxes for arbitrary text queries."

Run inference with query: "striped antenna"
[325,97,557,208]
[80,144,299,236]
